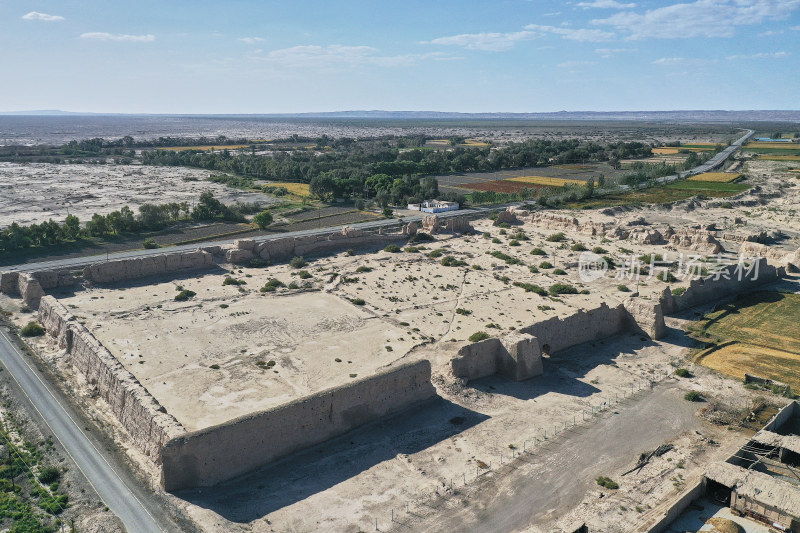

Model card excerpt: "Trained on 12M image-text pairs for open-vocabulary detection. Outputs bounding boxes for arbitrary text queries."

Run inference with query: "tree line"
[0,192,248,253]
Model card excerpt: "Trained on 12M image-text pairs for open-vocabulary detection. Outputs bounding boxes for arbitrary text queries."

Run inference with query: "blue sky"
[1,0,799,113]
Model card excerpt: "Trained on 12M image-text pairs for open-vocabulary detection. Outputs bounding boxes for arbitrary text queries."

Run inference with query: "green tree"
[62,214,81,240]
[253,210,273,229]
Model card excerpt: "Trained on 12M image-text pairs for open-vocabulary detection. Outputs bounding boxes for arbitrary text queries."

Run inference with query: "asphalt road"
[0,328,167,533]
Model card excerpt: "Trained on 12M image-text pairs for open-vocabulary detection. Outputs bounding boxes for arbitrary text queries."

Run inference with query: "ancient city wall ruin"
[160,360,436,490]
[450,333,543,382]
[520,302,629,354]
[660,257,784,313]
[38,296,185,460]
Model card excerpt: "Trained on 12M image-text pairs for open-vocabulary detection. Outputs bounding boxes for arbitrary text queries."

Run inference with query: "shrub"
[287,281,299,289]
[552,268,566,275]
[513,282,547,295]
[355,266,373,273]
[349,297,366,306]
[499,229,507,235]
[571,243,587,252]
[492,237,501,244]
[247,258,268,268]
[617,284,631,292]
[383,244,401,253]
[222,276,246,286]
[404,246,421,253]
[428,249,444,258]
[441,256,467,267]
[596,476,619,490]
[289,256,307,268]
[38,466,60,484]
[297,270,313,279]
[657,271,677,283]
[260,278,285,292]
[539,261,553,269]
[675,368,692,378]
[509,239,521,246]
[209,364,220,370]
[671,287,687,296]
[498,222,511,229]
[469,331,490,342]
[489,251,522,265]
[174,289,196,301]
[455,308,472,316]
[408,232,434,243]
[684,391,703,402]
[345,249,355,256]
[592,246,608,254]
[530,248,547,256]
[20,322,45,337]
[549,283,578,296]
[529,265,539,273]
[142,238,160,249]
[382,207,393,218]
[545,232,566,242]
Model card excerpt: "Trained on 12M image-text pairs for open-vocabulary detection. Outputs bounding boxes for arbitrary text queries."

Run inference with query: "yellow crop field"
[652,147,680,155]
[688,172,742,183]
[464,139,490,147]
[263,182,311,197]
[746,142,799,149]
[760,155,800,161]
[156,144,251,151]
[697,344,800,390]
[508,175,589,187]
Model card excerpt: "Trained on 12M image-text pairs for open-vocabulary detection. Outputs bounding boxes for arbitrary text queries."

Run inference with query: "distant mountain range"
[1,109,799,121]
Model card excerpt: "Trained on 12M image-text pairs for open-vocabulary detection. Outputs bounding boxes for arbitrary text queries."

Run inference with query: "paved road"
[0,328,166,533]
[417,385,702,533]
[6,205,496,274]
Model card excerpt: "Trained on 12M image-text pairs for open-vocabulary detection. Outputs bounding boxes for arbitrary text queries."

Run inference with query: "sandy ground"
[0,162,276,227]
[55,267,418,431]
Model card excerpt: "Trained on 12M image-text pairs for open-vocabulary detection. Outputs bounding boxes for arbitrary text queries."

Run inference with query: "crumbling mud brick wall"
[83,249,214,284]
[160,360,436,490]
[37,296,184,460]
[450,333,543,382]
[521,302,629,354]
[660,257,784,313]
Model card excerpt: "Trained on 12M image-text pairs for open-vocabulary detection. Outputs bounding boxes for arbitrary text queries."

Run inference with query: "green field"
[566,179,748,209]
[744,147,800,156]
[666,180,750,193]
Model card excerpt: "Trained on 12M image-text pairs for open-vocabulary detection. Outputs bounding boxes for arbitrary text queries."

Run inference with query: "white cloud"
[652,57,717,65]
[594,47,636,57]
[238,37,264,44]
[577,1,636,8]
[760,29,784,35]
[791,25,800,30]
[80,33,156,42]
[727,51,790,59]
[426,30,538,51]
[22,11,64,21]
[250,44,452,68]
[592,0,800,39]
[524,24,615,42]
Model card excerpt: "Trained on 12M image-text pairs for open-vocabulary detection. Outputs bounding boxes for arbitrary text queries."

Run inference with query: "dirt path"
[412,384,702,533]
